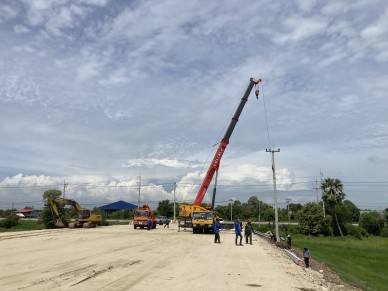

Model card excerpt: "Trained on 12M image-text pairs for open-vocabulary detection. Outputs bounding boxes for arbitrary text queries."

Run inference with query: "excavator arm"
[47,197,100,228]
[47,197,67,227]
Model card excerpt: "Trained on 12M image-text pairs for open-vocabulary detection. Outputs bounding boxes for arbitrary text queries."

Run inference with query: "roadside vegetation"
[0,217,44,232]
[293,235,388,291]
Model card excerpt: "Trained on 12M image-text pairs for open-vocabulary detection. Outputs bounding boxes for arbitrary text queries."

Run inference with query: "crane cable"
[260,81,272,150]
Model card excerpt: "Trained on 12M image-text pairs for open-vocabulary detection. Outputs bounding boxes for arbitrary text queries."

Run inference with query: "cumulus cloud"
[124,158,198,169]
[0,0,387,210]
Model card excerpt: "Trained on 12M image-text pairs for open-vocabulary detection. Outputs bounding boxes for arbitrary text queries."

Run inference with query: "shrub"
[344,223,367,239]
[279,224,301,236]
[380,227,388,238]
[360,211,385,235]
[298,203,333,235]
[0,214,20,228]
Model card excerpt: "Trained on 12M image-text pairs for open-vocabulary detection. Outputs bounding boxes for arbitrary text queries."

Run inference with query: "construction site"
[0,223,359,291]
[0,77,362,290]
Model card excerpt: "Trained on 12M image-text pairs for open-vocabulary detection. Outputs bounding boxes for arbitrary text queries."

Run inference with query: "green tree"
[43,189,62,199]
[262,208,275,222]
[156,200,174,217]
[214,205,229,220]
[230,200,242,220]
[298,202,333,236]
[278,208,288,221]
[246,196,261,220]
[343,200,360,222]
[321,178,346,236]
[384,208,388,223]
[241,206,253,220]
[289,203,303,220]
[359,211,385,235]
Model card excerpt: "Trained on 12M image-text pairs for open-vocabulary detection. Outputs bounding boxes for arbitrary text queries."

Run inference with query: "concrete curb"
[284,249,305,267]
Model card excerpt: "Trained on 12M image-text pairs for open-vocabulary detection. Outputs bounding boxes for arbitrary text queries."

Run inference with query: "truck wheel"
[134,225,137,229]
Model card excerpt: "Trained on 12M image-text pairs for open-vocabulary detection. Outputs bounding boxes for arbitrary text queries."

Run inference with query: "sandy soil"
[0,223,359,291]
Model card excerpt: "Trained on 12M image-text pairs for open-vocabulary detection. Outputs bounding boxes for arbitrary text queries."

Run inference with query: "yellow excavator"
[47,197,102,228]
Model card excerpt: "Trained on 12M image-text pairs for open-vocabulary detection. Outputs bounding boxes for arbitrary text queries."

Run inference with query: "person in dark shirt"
[245,221,253,245]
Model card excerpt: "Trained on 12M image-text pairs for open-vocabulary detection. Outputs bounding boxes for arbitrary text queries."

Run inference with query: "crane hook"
[255,89,260,99]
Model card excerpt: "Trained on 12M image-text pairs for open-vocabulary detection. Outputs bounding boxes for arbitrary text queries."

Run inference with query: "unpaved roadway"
[0,223,353,291]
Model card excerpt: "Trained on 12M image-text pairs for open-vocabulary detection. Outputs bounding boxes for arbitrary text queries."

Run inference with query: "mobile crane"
[179,77,262,233]
[47,197,102,228]
[133,203,157,229]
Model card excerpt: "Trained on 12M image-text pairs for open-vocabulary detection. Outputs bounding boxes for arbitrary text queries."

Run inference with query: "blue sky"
[0,0,387,211]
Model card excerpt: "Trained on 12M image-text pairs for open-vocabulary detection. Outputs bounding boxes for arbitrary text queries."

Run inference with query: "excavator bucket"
[55,219,65,228]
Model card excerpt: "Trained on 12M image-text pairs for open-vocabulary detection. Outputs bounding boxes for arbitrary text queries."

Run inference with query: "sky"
[0,0,387,212]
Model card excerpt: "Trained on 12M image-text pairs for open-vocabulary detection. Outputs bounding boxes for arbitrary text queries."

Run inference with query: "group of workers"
[213,219,254,246]
[213,219,311,268]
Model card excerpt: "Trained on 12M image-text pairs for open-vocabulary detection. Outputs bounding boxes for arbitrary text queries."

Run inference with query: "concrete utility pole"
[63,180,68,200]
[258,195,261,229]
[320,169,325,217]
[267,148,280,242]
[63,180,68,209]
[137,175,141,208]
[173,182,176,222]
[286,198,291,222]
[229,199,234,221]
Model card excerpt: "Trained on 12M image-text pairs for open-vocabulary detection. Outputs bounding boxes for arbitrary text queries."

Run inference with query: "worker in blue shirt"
[234,220,243,246]
[214,218,221,243]
[164,217,170,228]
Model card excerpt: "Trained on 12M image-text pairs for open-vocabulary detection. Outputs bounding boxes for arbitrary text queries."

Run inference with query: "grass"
[293,235,388,291]
[0,219,129,232]
[0,219,45,232]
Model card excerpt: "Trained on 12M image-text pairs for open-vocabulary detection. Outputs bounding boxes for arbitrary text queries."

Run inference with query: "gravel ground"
[0,223,360,291]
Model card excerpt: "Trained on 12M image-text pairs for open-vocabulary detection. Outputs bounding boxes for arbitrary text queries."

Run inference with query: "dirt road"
[0,223,352,290]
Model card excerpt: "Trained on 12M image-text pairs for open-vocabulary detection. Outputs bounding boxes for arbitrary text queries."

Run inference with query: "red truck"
[133,204,157,229]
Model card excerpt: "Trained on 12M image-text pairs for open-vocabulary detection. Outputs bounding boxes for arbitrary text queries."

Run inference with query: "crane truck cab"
[133,204,157,229]
[179,203,218,234]
[192,210,214,234]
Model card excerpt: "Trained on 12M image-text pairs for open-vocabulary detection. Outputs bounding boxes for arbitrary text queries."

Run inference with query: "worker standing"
[164,217,170,228]
[303,247,311,268]
[147,218,151,230]
[244,221,253,245]
[234,220,243,246]
[214,218,221,244]
[287,234,292,248]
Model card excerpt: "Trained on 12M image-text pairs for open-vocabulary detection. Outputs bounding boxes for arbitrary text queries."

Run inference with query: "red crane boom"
[193,78,261,206]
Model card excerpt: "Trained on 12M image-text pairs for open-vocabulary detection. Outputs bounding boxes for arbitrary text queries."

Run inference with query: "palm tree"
[321,178,346,236]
